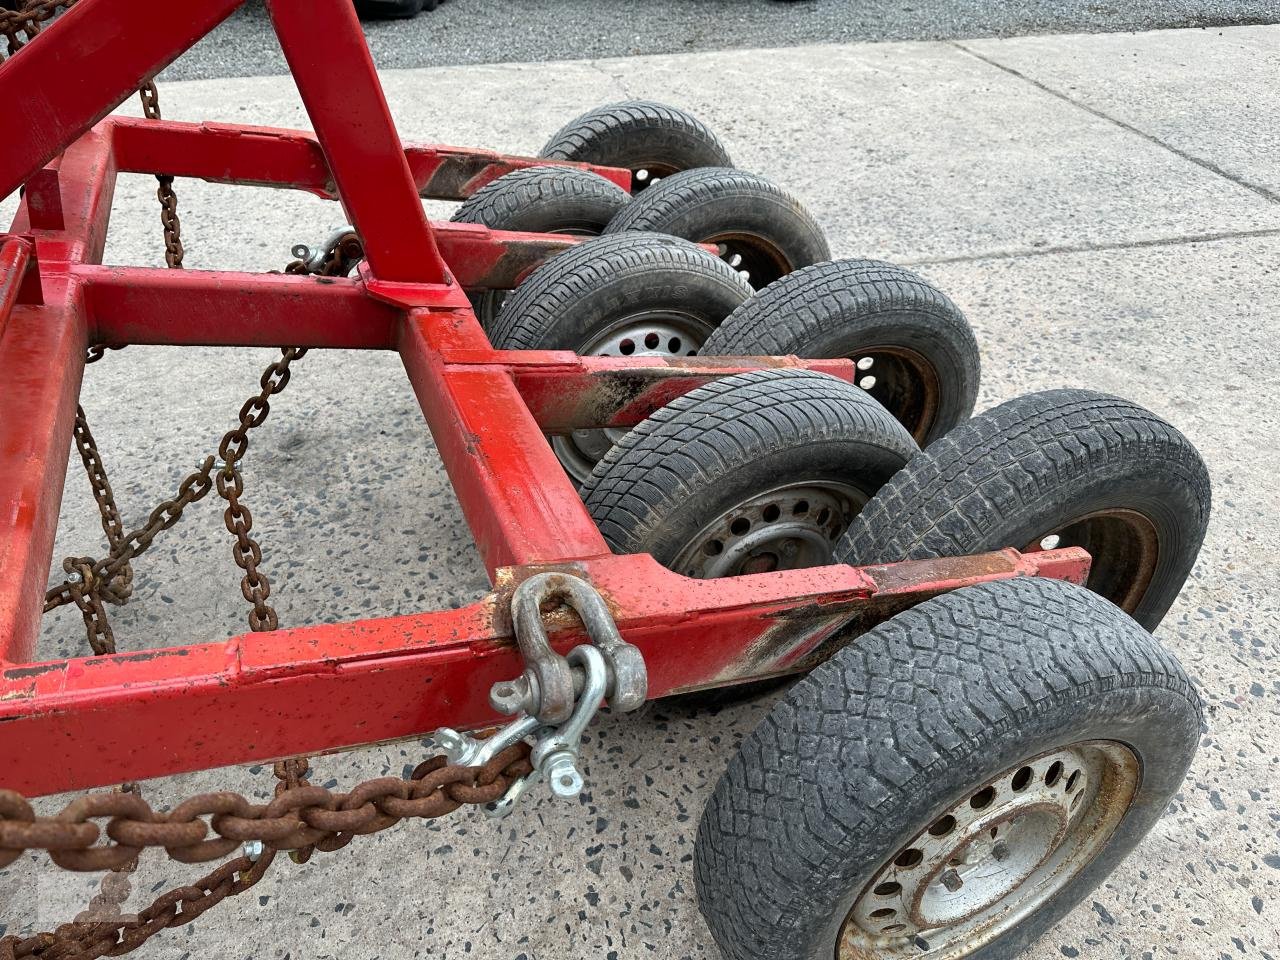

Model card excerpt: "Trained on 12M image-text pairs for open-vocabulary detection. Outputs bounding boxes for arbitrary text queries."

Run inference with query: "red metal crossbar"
[0,0,1091,798]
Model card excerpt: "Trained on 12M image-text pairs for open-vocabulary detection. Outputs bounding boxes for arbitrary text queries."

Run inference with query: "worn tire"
[582,368,917,573]
[604,167,830,290]
[838,389,1211,630]
[451,166,630,330]
[701,260,980,445]
[490,232,750,350]
[695,576,1201,960]
[540,100,732,193]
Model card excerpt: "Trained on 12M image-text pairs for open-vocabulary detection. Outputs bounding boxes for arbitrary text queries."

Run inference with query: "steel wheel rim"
[847,347,941,445]
[670,481,866,578]
[839,740,1140,959]
[1027,509,1160,614]
[553,309,715,484]
[708,231,794,290]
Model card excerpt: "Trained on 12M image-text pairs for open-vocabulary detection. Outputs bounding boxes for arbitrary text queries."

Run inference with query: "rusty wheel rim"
[846,347,942,445]
[707,231,794,290]
[839,741,1140,959]
[1027,508,1160,615]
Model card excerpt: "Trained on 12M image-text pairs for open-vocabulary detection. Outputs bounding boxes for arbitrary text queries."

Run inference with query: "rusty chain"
[0,0,70,56]
[136,81,184,269]
[215,345,309,632]
[0,739,532,865]
[3,8,421,957]
[0,743,532,871]
[0,850,277,960]
[45,243,360,649]
[0,737,531,959]
[70,405,132,604]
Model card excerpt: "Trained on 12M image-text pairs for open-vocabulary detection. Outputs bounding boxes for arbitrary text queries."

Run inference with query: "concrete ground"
[165,0,1280,80]
[2,23,1280,960]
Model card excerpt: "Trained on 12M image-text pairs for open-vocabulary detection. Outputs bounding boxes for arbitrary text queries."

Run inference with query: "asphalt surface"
[163,0,1280,81]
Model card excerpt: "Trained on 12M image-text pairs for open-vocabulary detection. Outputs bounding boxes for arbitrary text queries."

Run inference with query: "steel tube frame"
[0,0,1092,797]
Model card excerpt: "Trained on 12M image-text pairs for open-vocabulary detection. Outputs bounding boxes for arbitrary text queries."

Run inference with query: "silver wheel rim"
[670,481,866,578]
[839,740,1140,959]
[553,310,713,484]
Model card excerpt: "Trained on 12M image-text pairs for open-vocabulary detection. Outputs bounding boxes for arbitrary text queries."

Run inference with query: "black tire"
[353,0,425,18]
[492,233,753,483]
[838,389,1211,630]
[490,232,750,351]
[540,100,732,193]
[700,260,980,445]
[604,167,830,290]
[450,166,630,330]
[695,576,1201,960]
[581,368,917,575]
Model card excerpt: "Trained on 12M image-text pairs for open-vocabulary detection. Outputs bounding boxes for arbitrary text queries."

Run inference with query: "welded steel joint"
[490,572,647,724]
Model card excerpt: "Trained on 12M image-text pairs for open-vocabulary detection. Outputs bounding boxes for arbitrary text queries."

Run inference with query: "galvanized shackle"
[490,572,647,724]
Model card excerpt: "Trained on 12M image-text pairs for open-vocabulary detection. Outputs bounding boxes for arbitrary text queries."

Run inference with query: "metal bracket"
[489,572,647,724]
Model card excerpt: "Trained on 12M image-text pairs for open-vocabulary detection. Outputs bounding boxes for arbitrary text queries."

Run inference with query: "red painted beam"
[77,265,404,349]
[0,0,244,201]
[7,129,117,268]
[411,145,631,198]
[110,117,336,198]
[508,354,858,431]
[267,0,446,284]
[0,278,87,666]
[0,548,1089,796]
[0,237,37,340]
[399,310,611,576]
[108,117,632,200]
[432,221,581,290]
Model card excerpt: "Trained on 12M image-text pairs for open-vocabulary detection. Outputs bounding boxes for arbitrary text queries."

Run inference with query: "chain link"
[48,271,350,646]
[5,8,403,956]
[214,346,307,632]
[136,81,185,270]
[1,849,277,960]
[70,407,132,604]
[0,0,71,57]
[0,743,533,873]
[0,737,533,959]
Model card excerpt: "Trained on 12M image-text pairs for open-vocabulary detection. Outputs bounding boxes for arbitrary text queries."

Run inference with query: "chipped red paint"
[110,117,631,202]
[0,0,1094,798]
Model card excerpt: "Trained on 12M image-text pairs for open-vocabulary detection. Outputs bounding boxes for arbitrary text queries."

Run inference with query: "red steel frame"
[0,0,1091,798]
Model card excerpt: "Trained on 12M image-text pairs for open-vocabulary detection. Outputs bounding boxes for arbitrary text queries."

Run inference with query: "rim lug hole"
[894,848,923,868]
[928,815,957,837]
